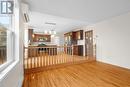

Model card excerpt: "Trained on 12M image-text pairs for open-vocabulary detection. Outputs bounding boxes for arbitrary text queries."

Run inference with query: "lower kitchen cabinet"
[73,45,83,56]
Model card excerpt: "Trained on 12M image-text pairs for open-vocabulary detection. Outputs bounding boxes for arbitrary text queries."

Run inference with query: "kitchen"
[26,28,85,57]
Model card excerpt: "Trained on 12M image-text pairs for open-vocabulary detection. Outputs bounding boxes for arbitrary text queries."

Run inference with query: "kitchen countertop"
[28,44,57,47]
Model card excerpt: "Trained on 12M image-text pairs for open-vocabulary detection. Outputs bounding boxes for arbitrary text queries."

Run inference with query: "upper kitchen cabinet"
[33,34,51,42]
[64,32,77,45]
[76,30,83,40]
[28,29,33,43]
[64,30,83,45]
[64,32,72,45]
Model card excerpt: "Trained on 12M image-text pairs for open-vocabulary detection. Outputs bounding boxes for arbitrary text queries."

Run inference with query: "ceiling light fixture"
[44,30,56,35]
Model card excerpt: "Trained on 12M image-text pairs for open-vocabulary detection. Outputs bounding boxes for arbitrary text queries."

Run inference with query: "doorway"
[85,30,93,57]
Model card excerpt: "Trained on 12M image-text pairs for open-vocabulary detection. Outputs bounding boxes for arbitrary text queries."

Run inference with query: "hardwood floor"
[23,61,130,87]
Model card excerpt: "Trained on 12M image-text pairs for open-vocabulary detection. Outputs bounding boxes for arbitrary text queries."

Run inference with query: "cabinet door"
[76,30,83,40]
[73,46,78,55]
[78,45,83,56]
[28,29,33,43]
[77,31,80,40]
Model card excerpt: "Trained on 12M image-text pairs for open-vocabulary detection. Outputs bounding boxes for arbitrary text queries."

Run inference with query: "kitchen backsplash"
[77,40,85,45]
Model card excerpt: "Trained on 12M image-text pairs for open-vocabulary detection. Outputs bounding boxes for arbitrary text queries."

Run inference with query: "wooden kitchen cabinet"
[64,30,84,56]
[28,45,57,57]
[64,32,77,45]
[28,47,39,57]
[73,45,83,56]
[76,30,83,40]
[33,34,51,42]
[73,45,78,55]
[28,29,33,43]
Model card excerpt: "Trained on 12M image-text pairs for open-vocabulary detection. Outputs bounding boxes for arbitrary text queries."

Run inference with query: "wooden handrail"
[24,45,96,73]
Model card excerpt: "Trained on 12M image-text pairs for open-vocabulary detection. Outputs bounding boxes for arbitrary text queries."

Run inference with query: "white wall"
[67,12,130,69]
[93,12,130,69]
[0,0,24,87]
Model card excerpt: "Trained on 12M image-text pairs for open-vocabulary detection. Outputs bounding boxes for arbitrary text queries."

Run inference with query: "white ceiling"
[28,12,89,34]
[23,0,130,23]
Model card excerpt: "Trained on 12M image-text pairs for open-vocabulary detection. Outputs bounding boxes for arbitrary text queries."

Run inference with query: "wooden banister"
[24,45,95,73]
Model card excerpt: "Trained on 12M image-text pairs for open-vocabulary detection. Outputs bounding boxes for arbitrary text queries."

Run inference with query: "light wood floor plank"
[23,61,130,87]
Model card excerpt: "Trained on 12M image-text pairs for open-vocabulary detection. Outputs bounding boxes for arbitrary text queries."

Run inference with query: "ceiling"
[23,0,130,23]
[28,12,89,34]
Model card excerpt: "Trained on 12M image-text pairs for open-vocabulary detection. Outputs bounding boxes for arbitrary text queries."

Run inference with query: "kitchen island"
[28,45,57,57]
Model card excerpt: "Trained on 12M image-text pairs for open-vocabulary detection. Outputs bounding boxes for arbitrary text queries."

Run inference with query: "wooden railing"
[24,45,95,73]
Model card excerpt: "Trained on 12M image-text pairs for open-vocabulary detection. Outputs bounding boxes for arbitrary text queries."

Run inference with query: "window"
[0,26,7,65]
[0,1,14,69]
[0,24,13,66]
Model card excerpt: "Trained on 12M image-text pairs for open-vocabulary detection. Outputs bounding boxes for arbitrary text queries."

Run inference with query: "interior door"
[85,30,93,57]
